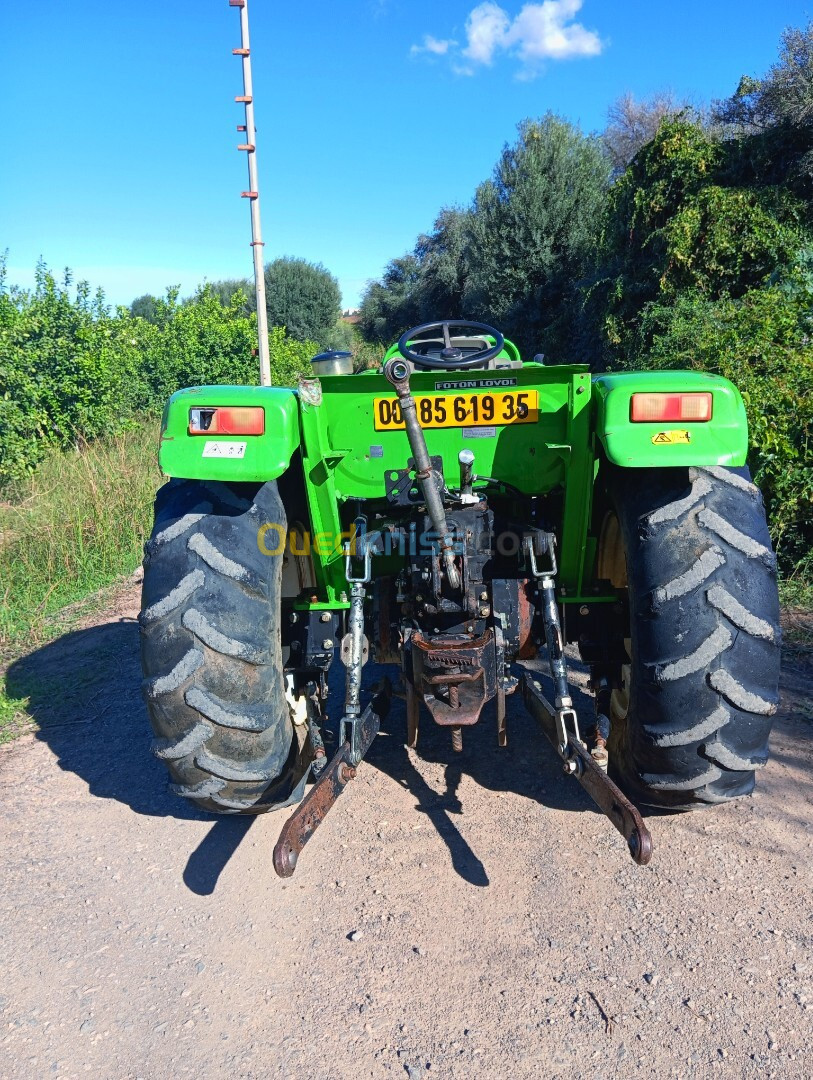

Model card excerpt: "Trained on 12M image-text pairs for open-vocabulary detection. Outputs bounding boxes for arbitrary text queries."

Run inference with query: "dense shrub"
[592,108,812,569]
[0,260,315,486]
[632,277,813,570]
[593,119,806,355]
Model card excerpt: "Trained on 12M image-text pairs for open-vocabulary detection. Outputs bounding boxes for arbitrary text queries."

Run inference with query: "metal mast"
[230,0,271,385]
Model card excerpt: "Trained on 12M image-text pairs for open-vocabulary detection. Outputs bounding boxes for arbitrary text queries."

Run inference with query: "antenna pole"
[231,0,271,386]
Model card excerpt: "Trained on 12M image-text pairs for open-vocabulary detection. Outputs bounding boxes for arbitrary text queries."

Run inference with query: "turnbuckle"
[525,532,580,758]
[340,523,371,766]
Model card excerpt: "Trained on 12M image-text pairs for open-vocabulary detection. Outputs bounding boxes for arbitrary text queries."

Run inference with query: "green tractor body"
[158,351,748,603]
[141,326,779,868]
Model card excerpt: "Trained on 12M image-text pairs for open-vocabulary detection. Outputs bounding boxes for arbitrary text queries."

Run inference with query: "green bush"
[0,261,316,487]
[663,186,804,298]
[588,105,813,577]
[636,278,813,568]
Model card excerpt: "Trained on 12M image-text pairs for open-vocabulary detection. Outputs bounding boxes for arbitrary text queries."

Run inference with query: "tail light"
[630,393,713,423]
[188,407,265,435]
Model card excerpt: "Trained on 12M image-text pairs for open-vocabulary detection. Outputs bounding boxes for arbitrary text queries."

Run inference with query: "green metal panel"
[558,371,594,593]
[314,363,587,499]
[159,385,300,482]
[592,371,748,467]
[297,395,351,604]
[294,362,596,598]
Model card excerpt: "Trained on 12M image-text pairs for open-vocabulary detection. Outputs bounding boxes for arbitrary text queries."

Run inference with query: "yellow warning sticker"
[651,430,691,445]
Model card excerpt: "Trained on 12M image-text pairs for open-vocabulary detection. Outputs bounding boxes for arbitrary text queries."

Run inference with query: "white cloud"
[411,34,458,57]
[412,1,603,77]
[463,3,510,64]
[506,0,603,60]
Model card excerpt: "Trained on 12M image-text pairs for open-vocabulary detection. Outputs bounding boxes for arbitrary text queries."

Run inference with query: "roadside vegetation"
[0,261,329,487]
[0,425,160,650]
[0,426,160,740]
[0,265,336,738]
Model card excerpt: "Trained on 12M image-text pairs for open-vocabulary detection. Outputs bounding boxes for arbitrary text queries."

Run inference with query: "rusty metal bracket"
[273,682,391,878]
[521,674,653,866]
[409,628,497,727]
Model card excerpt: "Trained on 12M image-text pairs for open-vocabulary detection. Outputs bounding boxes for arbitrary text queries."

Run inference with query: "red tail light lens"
[630,393,713,423]
[188,407,265,435]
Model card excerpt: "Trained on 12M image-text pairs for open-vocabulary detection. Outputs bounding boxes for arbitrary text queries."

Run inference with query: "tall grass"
[0,424,162,654]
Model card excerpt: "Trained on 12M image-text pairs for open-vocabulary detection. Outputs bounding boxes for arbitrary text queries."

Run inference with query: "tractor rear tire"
[600,465,781,810]
[140,478,311,815]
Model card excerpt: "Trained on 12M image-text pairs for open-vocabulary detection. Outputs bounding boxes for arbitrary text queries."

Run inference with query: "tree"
[129,294,161,324]
[358,254,423,343]
[462,114,611,359]
[413,207,471,322]
[713,22,813,199]
[207,277,254,313]
[714,23,813,132]
[602,91,690,173]
[264,257,341,344]
[359,114,610,360]
[358,210,472,344]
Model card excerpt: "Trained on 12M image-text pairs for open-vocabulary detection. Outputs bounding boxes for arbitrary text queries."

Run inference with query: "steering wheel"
[397,320,505,371]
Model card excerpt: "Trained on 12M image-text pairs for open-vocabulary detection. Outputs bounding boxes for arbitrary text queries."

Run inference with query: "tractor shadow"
[4,615,254,895]
[326,658,601,887]
[6,614,609,893]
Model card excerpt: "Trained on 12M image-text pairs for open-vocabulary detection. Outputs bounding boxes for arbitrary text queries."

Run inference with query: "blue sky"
[1,1,810,309]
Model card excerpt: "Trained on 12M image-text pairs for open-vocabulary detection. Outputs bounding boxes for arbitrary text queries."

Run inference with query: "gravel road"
[1,577,811,1080]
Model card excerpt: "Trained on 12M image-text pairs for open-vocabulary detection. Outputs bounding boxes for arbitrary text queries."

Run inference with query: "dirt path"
[1,578,812,1080]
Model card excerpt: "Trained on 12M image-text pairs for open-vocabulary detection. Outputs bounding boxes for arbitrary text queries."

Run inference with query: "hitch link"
[521,675,653,865]
[522,532,653,865]
[272,527,390,878]
[525,534,580,757]
[340,531,371,766]
[272,682,391,878]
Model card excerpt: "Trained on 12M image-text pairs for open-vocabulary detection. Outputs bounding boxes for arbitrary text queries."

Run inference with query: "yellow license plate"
[373,391,538,431]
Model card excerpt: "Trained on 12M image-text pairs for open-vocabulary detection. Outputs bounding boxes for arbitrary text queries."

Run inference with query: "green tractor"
[140,321,780,871]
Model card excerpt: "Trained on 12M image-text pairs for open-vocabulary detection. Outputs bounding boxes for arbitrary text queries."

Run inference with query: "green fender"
[158,385,301,483]
[592,371,748,468]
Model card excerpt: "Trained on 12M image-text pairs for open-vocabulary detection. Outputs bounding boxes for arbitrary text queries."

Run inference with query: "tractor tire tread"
[606,465,780,810]
[140,478,310,815]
